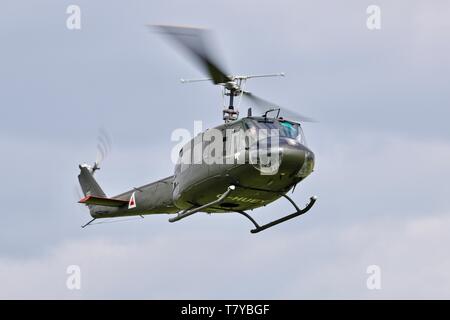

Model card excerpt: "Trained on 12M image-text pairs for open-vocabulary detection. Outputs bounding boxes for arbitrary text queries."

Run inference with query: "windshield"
[244,119,306,145]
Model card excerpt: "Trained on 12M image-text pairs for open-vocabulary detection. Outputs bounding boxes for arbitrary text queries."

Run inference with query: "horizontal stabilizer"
[78,195,128,207]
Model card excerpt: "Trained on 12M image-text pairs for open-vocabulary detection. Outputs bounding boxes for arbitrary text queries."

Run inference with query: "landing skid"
[168,184,316,233]
[236,194,317,233]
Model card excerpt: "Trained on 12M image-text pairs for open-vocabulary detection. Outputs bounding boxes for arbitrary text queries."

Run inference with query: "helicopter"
[77,25,317,233]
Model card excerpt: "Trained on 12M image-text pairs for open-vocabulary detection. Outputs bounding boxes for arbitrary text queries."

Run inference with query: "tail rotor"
[82,129,112,175]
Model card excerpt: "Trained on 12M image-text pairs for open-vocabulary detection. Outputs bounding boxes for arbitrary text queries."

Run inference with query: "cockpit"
[243,118,307,146]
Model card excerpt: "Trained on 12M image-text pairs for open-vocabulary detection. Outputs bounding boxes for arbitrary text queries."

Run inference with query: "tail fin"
[78,165,106,197]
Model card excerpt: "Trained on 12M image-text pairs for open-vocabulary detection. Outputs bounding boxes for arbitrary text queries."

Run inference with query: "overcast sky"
[1,0,450,299]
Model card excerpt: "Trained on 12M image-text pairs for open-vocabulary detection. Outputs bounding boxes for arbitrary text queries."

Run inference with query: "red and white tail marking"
[128,192,137,209]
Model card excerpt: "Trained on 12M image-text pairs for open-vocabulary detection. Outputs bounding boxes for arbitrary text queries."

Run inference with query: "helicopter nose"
[279,138,315,178]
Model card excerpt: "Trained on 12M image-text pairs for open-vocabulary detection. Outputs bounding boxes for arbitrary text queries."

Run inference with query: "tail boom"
[77,165,178,219]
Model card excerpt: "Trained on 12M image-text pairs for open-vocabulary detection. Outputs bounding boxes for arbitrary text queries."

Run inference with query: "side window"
[224,123,244,161]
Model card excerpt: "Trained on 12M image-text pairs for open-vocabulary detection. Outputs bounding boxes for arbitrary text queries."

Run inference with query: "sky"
[1,0,450,299]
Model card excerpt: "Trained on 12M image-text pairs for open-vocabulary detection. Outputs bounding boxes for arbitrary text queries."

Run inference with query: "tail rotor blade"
[93,128,112,173]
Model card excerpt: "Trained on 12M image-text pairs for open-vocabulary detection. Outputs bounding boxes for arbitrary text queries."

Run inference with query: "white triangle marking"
[128,192,136,209]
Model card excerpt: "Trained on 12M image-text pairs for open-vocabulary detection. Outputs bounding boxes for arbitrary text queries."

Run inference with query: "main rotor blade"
[243,92,317,123]
[152,25,232,84]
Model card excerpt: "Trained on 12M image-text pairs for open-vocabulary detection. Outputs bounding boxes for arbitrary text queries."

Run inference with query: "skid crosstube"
[169,185,235,223]
[237,195,317,234]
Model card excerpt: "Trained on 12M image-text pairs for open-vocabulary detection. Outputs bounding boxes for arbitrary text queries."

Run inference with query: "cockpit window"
[279,121,299,139]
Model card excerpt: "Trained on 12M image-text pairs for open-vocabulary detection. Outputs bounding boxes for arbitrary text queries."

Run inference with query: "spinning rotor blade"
[243,92,316,123]
[95,128,112,167]
[152,25,231,84]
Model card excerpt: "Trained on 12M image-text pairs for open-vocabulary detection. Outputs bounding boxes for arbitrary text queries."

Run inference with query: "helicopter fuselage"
[83,116,314,219]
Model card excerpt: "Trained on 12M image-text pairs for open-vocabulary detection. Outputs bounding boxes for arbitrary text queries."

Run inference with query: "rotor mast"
[182,73,285,123]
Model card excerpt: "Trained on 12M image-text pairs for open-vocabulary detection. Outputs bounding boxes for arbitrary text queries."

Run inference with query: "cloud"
[1,211,450,299]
